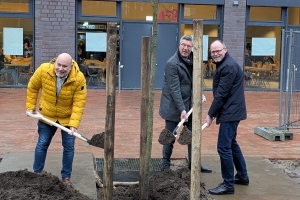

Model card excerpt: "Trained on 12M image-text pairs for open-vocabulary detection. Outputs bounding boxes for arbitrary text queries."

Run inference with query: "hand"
[69,127,77,136]
[26,110,37,115]
[202,95,206,102]
[205,115,213,127]
[181,110,188,122]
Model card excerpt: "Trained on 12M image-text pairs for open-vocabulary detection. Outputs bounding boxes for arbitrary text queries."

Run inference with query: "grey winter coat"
[159,50,193,122]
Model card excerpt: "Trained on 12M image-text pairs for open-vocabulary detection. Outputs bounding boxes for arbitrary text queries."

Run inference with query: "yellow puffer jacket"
[26,60,87,129]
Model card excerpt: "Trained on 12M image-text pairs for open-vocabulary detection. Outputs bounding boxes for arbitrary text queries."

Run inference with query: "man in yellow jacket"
[26,53,87,187]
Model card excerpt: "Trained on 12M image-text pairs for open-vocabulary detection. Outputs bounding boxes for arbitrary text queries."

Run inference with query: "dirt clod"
[177,125,192,145]
[158,129,175,145]
[88,132,105,148]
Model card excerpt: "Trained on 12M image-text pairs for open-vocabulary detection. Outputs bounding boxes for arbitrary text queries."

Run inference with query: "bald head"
[57,53,72,65]
[55,53,73,78]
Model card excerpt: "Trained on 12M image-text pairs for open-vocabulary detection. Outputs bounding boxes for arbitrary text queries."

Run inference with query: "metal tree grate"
[95,158,162,182]
[95,158,162,171]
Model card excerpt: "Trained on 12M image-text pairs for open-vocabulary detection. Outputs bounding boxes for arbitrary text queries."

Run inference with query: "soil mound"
[0,169,92,200]
[98,167,215,200]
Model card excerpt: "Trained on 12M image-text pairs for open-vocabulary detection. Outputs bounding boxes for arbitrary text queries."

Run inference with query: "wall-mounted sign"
[3,27,23,55]
[252,37,276,56]
[86,32,107,52]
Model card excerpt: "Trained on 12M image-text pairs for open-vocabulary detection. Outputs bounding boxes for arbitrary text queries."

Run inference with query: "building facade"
[0,0,300,90]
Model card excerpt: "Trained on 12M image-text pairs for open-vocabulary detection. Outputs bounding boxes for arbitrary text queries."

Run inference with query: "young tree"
[139,0,159,199]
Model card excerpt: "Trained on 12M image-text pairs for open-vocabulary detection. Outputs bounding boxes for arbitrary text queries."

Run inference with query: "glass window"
[82,0,116,16]
[0,17,33,86]
[122,2,178,22]
[77,21,120,88]
[250,7,281,21]
[288,7,300,25]
[0,0,29,13]
[184,5,217,20]
[245,26,282,89]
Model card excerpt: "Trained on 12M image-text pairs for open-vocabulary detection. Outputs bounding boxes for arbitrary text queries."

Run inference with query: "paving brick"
[0,88,299,161]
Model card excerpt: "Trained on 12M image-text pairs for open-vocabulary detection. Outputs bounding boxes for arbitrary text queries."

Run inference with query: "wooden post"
[139,36,151,200]
[103,22,118,200]
[190,19,204,200]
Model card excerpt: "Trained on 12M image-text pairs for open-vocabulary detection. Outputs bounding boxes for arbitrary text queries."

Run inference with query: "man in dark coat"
[205,40,249,195]
[159,35,211,173]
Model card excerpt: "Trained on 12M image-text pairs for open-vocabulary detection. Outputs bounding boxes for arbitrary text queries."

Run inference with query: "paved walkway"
[0,88,299,159]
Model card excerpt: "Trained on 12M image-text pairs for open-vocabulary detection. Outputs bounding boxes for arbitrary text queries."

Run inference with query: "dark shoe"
[201,165,212,173]
[188,164,212,173]
[208,183,234,195]
[62,178,74,188]
[234,174,249,185]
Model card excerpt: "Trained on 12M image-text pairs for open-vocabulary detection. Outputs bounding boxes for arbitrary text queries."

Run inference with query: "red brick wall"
[34,0,76,67]
[222,0,247,67]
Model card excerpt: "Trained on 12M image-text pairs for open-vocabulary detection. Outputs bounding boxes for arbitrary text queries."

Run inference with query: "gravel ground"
[271,159,300,185]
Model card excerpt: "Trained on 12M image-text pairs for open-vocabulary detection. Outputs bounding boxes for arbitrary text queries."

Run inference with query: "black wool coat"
[159,50,193,122]
[208,52,247,124]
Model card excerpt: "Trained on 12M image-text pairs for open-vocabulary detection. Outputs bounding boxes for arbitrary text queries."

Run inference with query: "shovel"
[158,95,206,145]
[177,122,208,145]
[158,108,193,145]
[26,111,104,148]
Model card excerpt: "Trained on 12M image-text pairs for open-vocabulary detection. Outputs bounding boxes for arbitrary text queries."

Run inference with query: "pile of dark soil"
[0,158,214,199]
[0,169,91,200]
[98,167,215,200]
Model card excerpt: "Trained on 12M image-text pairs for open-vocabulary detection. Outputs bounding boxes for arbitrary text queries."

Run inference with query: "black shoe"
[208,183,234,195]
[234,174,249,185]
[201,165,212,173]
[188,164,212,173]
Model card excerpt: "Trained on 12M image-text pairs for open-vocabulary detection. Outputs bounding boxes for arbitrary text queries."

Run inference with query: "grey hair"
[179,35,193,44]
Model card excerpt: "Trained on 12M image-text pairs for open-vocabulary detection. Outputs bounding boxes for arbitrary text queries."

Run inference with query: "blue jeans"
[33,120,75,179]
[217,121,248,187]
[162,118,192,171]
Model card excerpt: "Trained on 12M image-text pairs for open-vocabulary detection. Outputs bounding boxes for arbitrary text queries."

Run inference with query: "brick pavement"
[0,88,299,160]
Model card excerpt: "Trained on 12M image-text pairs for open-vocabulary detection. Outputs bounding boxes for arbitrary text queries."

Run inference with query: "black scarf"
[178,50,193,76]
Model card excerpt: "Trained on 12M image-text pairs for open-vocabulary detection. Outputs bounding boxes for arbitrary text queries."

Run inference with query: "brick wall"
[222,0,246,67]
[34,0,76,67]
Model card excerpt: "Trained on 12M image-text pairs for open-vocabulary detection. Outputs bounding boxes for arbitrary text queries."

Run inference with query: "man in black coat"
[159,35,211,173]
[205,40,249,195]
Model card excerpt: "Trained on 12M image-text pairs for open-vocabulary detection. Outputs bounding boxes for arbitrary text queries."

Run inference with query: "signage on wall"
[86,32,107,52]
[251,38,276,56]
[3,27,23,55]
[158,9,178,22]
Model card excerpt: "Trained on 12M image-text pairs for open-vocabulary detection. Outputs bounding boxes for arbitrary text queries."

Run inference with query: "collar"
[214,52,229,67]
[177,50,193,66]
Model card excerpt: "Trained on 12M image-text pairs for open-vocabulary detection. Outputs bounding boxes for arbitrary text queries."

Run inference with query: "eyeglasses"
[210,48,224,54]
[180,43,193,49]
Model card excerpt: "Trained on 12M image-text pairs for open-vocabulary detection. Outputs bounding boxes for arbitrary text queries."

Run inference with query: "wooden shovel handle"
[26,111,89,142]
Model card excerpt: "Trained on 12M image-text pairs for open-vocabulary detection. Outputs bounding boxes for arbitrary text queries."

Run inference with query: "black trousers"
[161,116,192,171]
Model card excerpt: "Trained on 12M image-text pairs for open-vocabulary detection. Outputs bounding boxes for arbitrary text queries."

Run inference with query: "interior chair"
[18,59,34,85]
[256,61,262,68]
[0,71,14,84]
[0,66,15,85]
[86,64,101,86]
